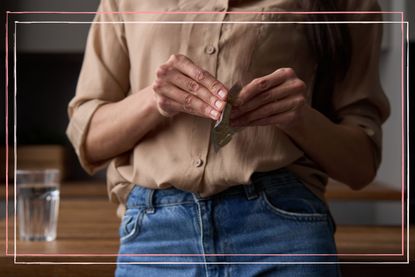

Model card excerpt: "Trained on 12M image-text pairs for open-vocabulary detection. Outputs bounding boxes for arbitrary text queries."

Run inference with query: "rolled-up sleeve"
[66,0,130,175]
[333,2,390,171]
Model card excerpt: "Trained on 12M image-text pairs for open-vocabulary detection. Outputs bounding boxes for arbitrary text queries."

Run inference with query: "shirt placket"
[187,0,229,194]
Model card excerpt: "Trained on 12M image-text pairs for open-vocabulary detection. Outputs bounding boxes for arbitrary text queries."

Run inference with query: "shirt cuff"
[340,114,383,170]
[66,99,109,175]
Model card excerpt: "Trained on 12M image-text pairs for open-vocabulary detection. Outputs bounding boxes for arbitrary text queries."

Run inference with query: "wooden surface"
[1,179,402,201]
[1,196,410,255]
[325,180,402,201]
[0,182,412,276]
[2,199,120,255]
[0,181,109,198]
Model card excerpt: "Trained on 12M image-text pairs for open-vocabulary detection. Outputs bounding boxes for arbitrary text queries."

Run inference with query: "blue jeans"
[115,169,341,277]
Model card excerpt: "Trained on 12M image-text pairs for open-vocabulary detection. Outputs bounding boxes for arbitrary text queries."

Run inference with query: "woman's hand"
[230,68,307,131]
[231,67,378,188]
[153,54,228,120]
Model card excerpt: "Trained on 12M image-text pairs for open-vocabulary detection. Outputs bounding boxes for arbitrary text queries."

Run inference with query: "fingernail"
[215,100,224,109]
[218,90,226,99]
[210,110,219,119]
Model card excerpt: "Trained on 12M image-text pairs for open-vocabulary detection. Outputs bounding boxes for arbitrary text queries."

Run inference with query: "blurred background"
[0,0,414,276]
[0,0,412,225]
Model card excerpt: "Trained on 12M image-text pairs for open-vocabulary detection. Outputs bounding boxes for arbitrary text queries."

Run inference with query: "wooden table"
[1,183,413,276]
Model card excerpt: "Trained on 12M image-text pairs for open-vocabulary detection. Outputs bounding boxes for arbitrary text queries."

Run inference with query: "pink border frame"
[4,10,407,261]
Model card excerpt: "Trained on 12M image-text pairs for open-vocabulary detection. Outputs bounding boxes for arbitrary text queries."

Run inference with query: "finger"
[182,94,221,120]
[155,82,220,120]
[157,93,220,120]
[231,79,303,119]
[246,111,296,127]
[154,80,188,104]
[231,97,303,126]
[168,54,228,100]
[165,69,226,112]
[234,68,296,107]
[156,95,184,117]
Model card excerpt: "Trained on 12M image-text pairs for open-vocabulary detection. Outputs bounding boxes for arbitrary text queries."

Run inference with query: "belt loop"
[243,181,258,200]
[145,189,156,214]
[192,192,202,201]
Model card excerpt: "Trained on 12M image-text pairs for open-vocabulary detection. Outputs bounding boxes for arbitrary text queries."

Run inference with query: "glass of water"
[16,169,60,241]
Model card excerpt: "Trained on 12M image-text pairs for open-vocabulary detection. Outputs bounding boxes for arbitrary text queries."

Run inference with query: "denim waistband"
[125,168,302,211]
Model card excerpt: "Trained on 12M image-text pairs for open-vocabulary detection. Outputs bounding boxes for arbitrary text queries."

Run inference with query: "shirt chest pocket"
[249,7,311,79]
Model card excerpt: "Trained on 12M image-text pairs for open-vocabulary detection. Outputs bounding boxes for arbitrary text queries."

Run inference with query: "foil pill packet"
[211,83,242,151]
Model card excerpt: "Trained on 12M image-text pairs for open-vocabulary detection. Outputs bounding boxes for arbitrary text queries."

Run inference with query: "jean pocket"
[119,207,146,243]
[260,186,328,222]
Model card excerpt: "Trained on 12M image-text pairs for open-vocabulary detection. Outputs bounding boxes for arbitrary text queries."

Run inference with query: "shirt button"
[193,159,204,167]
[205,45,216,55]
[364,127,375,137]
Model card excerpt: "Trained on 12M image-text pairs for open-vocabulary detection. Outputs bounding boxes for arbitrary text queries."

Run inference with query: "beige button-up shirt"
[66,0,390,216]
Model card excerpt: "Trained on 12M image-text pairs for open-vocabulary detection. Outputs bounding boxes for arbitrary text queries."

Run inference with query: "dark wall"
[1,0,102,181]
[16,53,83,145]
[409,41,414,224]
[1,6,5,135]
[4,52,105,180]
